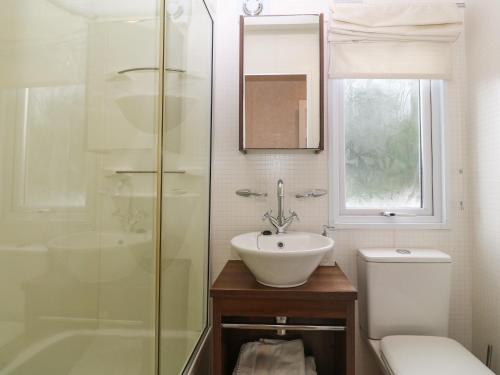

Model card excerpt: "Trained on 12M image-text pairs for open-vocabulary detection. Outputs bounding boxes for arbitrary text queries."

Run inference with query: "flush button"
[396,249,411,255]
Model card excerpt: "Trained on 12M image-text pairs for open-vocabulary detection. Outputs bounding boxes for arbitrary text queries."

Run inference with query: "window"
[14,86,88,211]
[330,79,445,228]
[0,85,95,220]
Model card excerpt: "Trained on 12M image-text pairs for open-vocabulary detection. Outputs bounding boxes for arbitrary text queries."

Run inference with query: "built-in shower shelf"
[99,191,199,199]
[104,168,206,177]
[104,169,185,176]
[115,170,186,174]
[164,192,199,198]
[117,67,187,75]
[111,68,205,81]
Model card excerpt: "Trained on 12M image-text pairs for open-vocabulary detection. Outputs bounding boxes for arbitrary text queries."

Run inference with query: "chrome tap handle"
[262,209,272,221]
[289,210,299,222]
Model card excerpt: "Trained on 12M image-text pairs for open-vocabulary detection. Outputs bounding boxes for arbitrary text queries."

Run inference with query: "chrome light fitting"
[243,0,263,16]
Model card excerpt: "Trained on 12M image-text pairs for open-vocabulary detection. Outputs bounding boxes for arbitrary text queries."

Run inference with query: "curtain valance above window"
[328,3,463,79]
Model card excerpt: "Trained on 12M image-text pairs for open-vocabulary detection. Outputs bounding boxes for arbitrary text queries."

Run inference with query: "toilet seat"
[380,336,494,375]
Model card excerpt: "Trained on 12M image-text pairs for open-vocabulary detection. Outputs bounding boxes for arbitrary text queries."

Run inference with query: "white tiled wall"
[466,0,500,372]
[211,1,471,374]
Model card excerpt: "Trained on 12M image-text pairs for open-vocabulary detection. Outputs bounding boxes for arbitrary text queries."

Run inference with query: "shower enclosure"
[0,0,212,374]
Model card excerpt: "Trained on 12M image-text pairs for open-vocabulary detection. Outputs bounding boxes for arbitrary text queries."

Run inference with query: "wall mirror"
[239,14,324,152]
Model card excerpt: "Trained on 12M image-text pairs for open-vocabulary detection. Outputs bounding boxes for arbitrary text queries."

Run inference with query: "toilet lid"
[380,336,494,375]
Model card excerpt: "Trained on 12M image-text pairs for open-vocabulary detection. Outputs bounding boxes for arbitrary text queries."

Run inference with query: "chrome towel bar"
[221,323,346,332]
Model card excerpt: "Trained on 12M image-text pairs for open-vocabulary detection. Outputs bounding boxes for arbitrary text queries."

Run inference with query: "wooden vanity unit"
[211,260,357,374]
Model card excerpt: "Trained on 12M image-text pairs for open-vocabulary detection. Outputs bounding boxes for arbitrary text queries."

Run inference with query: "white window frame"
[329,79,447,229]
[1,88,95,223]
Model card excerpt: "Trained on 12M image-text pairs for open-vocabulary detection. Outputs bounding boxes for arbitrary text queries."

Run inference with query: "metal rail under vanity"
[221,323,346,332]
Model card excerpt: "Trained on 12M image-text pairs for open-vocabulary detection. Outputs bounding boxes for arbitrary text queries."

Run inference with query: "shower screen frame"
[154,1,214,374]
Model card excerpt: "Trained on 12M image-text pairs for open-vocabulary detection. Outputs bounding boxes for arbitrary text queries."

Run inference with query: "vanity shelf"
[211,260,357,374]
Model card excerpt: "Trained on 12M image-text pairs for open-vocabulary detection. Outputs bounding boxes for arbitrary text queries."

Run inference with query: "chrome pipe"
[277,179,284,226]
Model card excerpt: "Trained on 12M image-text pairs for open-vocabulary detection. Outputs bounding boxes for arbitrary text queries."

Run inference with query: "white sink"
[231,231,334,288]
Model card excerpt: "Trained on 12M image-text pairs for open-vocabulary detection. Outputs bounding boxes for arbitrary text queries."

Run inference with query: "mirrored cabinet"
[239,14,324,152]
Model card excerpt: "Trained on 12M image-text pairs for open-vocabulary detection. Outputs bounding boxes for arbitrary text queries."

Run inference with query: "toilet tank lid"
[357,248,451,263]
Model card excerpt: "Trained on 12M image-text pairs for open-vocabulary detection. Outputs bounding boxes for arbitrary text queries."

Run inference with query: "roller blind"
[328,3,462,79]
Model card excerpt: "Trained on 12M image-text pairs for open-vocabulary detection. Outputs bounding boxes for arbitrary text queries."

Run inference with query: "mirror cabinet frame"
[239,14,325,153]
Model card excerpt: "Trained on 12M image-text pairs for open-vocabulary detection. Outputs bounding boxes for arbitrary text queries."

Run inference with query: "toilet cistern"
[263,179,299,234]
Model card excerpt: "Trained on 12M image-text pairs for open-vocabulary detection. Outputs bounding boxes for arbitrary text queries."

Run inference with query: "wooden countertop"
[211,260,357,301]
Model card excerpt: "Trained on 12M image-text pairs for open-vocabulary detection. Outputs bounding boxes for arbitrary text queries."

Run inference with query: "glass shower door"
[0,0,212,373]
[0,0,162,374]
[160,0,213,373]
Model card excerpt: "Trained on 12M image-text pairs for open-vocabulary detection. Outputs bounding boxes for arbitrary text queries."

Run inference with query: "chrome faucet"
[263,179,299,234]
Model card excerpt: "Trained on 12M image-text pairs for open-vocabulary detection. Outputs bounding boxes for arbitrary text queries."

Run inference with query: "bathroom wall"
[466,0,500,372]
[211,0,471,373]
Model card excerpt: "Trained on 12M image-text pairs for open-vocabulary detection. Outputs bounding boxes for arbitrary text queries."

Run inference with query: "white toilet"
[357,248,494,375]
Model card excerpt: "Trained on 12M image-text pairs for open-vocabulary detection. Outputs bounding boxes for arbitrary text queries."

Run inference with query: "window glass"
[17,85,87,209]
[344,79,422,209]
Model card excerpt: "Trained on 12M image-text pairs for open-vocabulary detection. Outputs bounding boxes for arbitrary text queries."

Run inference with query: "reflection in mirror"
[240,14,324,151]
[245,74,307,148]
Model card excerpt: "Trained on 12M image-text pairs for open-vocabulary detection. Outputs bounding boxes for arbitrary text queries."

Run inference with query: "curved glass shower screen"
[0,0,212,374]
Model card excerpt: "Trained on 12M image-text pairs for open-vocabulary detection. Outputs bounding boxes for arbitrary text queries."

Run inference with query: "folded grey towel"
[305,356,317,375]
[233,339,316,375]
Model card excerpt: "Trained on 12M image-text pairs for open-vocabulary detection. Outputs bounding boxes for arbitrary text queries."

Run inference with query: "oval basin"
[231,231,334,288]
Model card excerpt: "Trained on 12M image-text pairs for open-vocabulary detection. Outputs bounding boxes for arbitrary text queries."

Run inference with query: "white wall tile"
[466,0,500,371]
